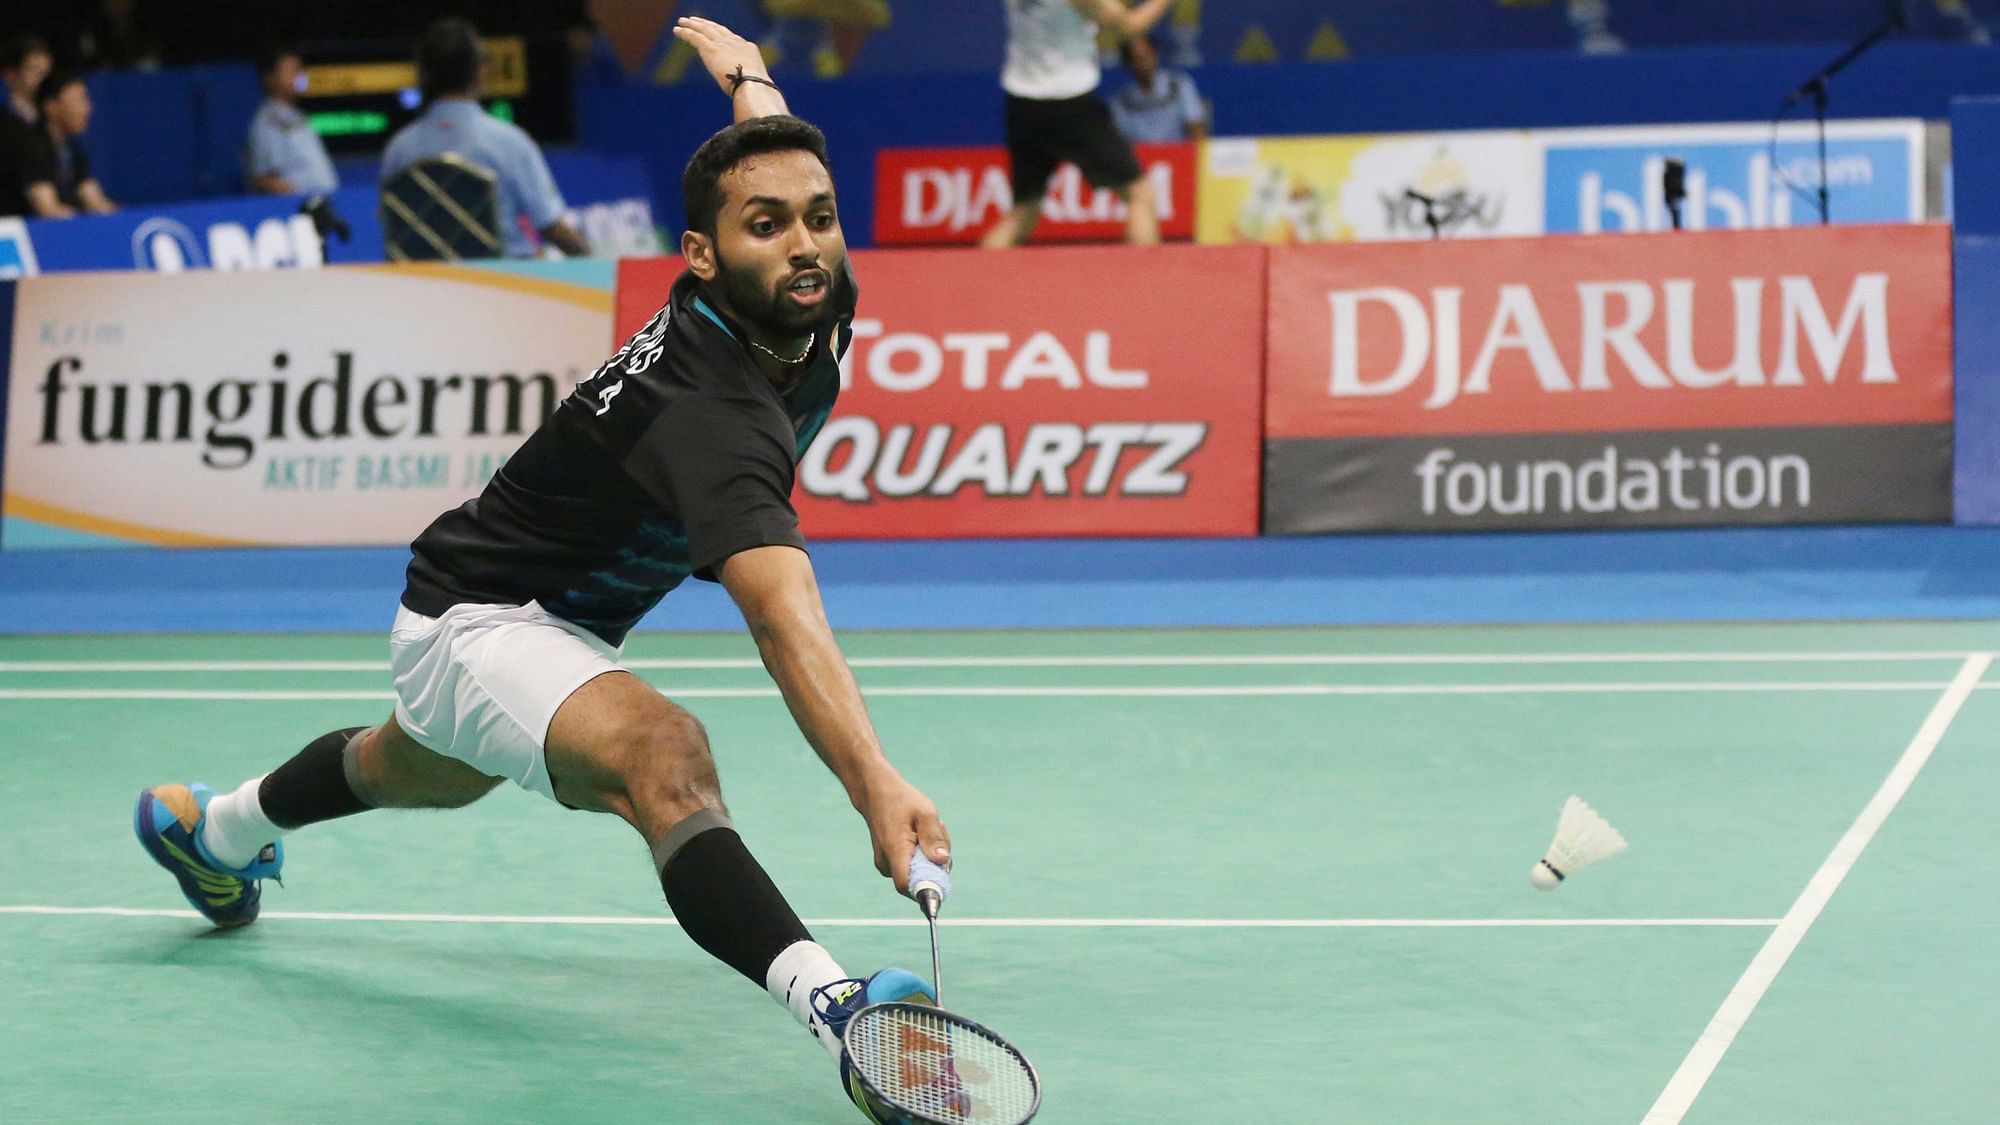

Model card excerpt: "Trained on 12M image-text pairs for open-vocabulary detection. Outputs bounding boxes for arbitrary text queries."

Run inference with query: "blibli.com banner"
[1191,119,1926,245]
[1544,120,1925,234]
[1,264,613,548]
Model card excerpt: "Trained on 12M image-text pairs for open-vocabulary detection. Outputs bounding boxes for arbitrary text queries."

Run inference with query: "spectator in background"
[246,44,338,196]
[1,35,51,127]
[78,0,162,71]
[1108,32,1205,144]
[381,18,589,258]
[0,35,53,217]
[981,0,1174,249]
[20,69,116,218]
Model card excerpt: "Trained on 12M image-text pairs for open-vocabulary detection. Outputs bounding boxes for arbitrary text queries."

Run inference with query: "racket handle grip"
[907,846,951,914]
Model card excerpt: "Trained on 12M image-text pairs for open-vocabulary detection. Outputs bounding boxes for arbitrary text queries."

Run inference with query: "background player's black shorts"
[1004,92,1145,203]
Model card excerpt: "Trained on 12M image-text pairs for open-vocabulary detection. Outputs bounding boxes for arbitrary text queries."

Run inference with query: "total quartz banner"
[616,244,1266,538]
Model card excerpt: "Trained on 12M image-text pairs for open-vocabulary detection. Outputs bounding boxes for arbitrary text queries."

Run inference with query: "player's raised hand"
[859,774,952,894]
[673,17,775,99]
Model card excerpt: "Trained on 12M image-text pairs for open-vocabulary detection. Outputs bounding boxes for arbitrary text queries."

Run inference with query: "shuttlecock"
[1531,795,1627,890]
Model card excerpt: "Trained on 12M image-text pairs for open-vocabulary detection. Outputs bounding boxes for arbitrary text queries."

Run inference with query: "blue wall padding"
[1953,96,2000,238]
[1955,242,2000,524]
[6,528,2000,635]
[86,65,263,205]
[1953,97,2000,524]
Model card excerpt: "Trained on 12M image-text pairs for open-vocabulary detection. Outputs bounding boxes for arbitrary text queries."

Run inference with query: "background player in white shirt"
[981,0,1175,249]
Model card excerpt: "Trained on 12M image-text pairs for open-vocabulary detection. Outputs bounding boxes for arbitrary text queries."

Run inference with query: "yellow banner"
[1196,132,1544,244]
[1197,135,1375,244]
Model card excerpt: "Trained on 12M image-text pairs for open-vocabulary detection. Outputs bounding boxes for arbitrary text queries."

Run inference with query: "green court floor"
[3,621,1998,1123]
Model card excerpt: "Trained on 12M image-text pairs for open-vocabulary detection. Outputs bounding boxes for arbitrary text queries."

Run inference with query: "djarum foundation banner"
[1262,223,1953,532]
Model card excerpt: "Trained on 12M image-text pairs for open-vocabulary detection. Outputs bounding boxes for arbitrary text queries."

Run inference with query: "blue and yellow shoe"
[814,968,959,1124]
[133,782,282,928]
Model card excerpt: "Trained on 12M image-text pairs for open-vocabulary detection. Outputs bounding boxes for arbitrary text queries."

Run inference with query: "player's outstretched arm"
[718,545,952,892]
[673,16,791,122]
[1077,0,1174,39]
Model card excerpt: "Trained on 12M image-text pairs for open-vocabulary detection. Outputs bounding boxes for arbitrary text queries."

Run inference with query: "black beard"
[712,248,822,340]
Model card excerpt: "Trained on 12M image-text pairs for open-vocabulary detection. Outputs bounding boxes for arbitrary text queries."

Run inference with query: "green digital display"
[308,110,390,137]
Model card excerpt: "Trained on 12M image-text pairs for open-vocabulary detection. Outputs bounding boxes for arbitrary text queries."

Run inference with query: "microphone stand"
[1404,190,1444,240]
[300,195,353,263]
[1782,12,1901,225]
[1662,157,1686,230]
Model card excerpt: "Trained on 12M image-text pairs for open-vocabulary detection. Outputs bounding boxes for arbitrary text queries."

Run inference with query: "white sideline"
[1639,652,1993,1125]
[0,680,1987,702]
[0,906,1780,929]
[0,650,1985,674]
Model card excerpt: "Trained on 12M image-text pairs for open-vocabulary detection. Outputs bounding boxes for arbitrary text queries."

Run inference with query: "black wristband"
[726,65,780,96]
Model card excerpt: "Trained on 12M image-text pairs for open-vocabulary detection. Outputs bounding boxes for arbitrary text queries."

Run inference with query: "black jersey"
[401,265,853,645]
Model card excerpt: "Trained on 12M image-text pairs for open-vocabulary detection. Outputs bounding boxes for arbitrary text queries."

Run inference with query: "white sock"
[197,776,284,870]
[765,940,852,1061]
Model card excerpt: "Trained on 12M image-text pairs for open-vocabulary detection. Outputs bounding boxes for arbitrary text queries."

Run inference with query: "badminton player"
[980,0,1175,249]
[136,17,949,1122]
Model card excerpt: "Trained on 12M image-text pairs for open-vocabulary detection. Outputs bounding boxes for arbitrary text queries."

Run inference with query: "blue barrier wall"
[3,150,656,275]
[16,187,383,272]
[85,65,262,206]
[1953,96,2000,524]
[10,527,2000,632]
[78,59,653,219]
[579,40,2000,243]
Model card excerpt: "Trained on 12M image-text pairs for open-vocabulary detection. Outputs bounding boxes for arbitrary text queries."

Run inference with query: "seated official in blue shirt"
[380,18,589,258]
[1108,33,1207,144]
[246,44,338,196]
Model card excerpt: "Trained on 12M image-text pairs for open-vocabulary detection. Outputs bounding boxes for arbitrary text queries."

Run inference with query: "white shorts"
[389,601,625,802]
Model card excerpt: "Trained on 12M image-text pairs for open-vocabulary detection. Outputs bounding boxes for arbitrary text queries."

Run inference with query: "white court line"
[0,650,1983,673]
[0,689,403,701]
[672,651,1982,669]
[1640,652,1993,1125]
[0,660,393,672]
[0,906,1779,929]
[0,681,1983,702]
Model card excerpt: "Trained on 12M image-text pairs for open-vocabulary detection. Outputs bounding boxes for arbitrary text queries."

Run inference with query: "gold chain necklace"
[751,332,815,365]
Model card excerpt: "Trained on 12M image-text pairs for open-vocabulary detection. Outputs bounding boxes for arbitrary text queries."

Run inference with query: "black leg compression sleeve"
[258,726,374,830]
[655,809,814,985]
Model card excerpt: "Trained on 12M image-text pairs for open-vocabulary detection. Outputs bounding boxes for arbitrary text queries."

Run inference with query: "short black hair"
[417,17,480,102]
[35,67,82,110]
[681,115,833,238]
[0,34,50,73]
[256,42,300,78]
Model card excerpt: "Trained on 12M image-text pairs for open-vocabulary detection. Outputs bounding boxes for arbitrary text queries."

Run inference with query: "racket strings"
[847,1005,1038,1124]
